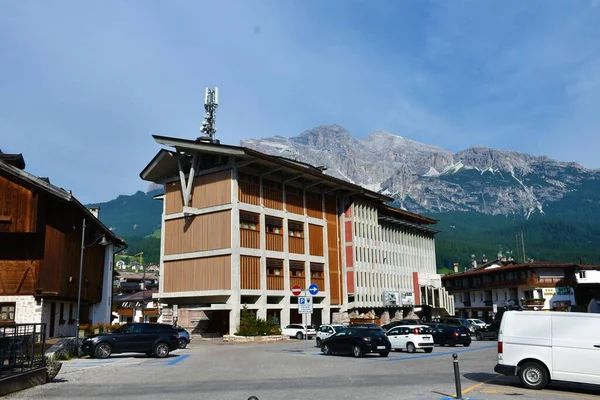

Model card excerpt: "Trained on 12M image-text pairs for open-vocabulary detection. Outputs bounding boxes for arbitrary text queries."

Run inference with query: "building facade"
[141,135,453,335]
[0,151,126,337]
[442,261,600,320]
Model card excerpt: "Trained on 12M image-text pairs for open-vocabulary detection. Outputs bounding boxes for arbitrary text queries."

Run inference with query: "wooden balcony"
[263,187,283,210]
[267,275,284,291]
[289,236,305,254]
[143,308,160,316]
[289,276,305,289]
[286,192,304,215]
[310,278,324,292]
[238,180,261,205]
[306,197,322,219]
[117,308,133,317]
[240,229,260,249]
[266,232,283,252]
[520,298,546,308]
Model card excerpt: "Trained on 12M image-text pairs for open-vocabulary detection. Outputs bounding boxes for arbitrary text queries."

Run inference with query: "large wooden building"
[141,136,453,335]
[0,151,125,337]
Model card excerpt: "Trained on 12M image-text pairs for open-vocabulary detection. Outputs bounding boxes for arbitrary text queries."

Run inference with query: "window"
[310,262,324,279]
[0,303,15,323]
[59,302,65,325]
[69,303,74,323]
[290,260,304,277]
[266,258,283,276]
[288,221,304,237]
[266,216,283,234]
[524,290,534,299]
[240,211,259,230]
[579,271,587,279]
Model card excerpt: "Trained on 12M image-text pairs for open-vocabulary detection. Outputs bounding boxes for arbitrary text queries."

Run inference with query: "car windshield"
[356,329,386,337]
[415,327,432,334]
[472,319,484,324]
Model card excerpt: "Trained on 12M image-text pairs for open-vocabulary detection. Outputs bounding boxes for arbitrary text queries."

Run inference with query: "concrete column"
[229,164,241,334]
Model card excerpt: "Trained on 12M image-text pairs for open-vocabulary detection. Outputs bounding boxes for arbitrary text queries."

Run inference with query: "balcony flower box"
[520,298,546,307]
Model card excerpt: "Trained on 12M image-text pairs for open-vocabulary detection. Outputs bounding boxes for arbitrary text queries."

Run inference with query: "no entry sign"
[292,285,302,296]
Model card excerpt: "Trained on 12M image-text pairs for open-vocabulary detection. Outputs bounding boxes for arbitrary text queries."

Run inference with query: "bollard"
[452,353,463,399]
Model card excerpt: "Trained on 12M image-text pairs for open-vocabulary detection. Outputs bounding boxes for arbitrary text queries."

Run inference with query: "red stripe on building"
[412,271,421,305]
[344,220,353,242]
[346,271,355,294]
[344,204,352,218]
[345,246,354,267]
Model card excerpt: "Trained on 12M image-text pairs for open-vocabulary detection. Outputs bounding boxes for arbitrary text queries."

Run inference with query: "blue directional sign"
[308,283,319,296]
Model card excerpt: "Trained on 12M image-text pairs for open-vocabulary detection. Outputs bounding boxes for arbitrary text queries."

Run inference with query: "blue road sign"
[299,297,306,304]
[308,283,319,296]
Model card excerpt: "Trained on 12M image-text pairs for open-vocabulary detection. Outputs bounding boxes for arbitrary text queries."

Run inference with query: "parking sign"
[298,296,313,314]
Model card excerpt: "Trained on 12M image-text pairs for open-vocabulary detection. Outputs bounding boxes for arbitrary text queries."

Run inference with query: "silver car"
[315,324,347,347]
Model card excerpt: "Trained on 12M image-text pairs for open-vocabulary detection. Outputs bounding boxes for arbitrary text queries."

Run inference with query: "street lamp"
[75,218,110,357]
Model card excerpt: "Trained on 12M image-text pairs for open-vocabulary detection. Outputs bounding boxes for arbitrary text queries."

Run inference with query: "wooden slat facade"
[311,277,325,292]
[238,180,261,206]
[165,169,232,214]
[240,256,261,290]
[267,275,284,290]
[309,224,324,256]
[306,195,322,219]
[0,175,37,233]
[163,255,231,292]
[289,236,305,254]
[285,191,304,215]
[164,210,231,255]
[263,187,283,211]
[266,232,283,252]
[0,260,38,295]
[240,229,260,249]
[325,195,342,305]
[289,276,305,289]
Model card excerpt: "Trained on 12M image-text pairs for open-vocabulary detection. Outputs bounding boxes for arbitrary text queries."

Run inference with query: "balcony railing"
[289,236,305,254]
[142,308,160,316]
[0,324,46,380]
[267,275,284,291]
[520,298,546,308]
[240,229,260,249]
[117,308,134,316]
[289,276,305,289]
[266,232,283,252]
[238,180,261,205]
[310,278,325,292]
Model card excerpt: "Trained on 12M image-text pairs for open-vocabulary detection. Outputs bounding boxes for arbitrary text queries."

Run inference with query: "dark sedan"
[475,321,500,341]
[431,325,471,347]
[321,327,391,357]
[81,323,179,359]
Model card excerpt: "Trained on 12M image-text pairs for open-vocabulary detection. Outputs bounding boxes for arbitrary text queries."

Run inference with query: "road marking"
[167,354,190,365]
[377,344,497,361]
[459,373,501,396]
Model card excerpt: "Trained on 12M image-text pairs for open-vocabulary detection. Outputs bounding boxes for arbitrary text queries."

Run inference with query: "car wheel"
[322,344,330,355]
[476,332,483,341]
[352,345,363,358]
[379,352,389,357]
[178,338,188,349]
[519,362,549,390]
[154,342,170,358]
[295,332,304,340]
[424,348,433,353]
[316,338,322,347]
[406,343,416,353]
[447,339,457,347]
[94,342,112,359]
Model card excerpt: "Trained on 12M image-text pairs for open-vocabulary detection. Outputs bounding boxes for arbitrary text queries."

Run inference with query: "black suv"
[474,321,500,341]
[431,325,471,347]
[321,327,391,357]
[81,323,180,359]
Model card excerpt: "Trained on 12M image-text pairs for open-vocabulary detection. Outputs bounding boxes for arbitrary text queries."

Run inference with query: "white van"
[495,311,600,390]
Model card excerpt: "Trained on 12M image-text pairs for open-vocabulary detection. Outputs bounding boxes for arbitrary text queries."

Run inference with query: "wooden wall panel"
[164,210,231,255]
[0,175,38,233]
[289,237,305,254]
[163,255,231,292]
[309,224,324,256]
[165,181,183,215]
[263,187,283,210]
[240,229,260,249]
[0,260,38,295]
[325,195,341,305]
[289,276,305,289]
[306,196,322,219]
[267,275,284,291]
[266,233,283,252]
[191,170,232,209]
[238,180,260,206]
[240,256,261,290]
[285,192,304,215]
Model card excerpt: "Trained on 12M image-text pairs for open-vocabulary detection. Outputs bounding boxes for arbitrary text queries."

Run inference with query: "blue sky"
[2,0,600,203]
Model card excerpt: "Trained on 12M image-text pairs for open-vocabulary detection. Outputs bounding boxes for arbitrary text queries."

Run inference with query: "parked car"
[495,311,600,390]
[281,324,316,340]
[349,323,384,330]
[386,325,434,353]
[474,321,500,341]
[381,319,422,331]
[431,325,471,347]
[467,318,487,329]
[81,323,179,359]
[439,317,476,334]
[316,324,347,347]
[175,327,191,348]
[321,327,391,358]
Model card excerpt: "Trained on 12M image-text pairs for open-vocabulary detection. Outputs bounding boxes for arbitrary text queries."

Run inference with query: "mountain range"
[88,125,600,270]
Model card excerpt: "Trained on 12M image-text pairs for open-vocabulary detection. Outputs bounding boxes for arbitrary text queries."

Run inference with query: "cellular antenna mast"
[198,87,219,143]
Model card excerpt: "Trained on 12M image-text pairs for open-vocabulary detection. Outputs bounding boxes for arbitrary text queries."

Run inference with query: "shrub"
[236,305,281,336]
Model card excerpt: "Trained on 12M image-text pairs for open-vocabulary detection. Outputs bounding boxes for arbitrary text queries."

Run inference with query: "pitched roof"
[0,157,126,246]
[442,261,600,280]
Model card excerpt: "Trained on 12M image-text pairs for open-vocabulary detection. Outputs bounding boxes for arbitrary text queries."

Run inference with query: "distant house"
[113,290,159,324]
[116,260,127,271]
[0,151,126,337]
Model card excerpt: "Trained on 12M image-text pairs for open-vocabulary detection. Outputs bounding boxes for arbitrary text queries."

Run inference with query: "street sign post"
[292,285,302,296]
[308,283,319,296]
[299,296,313,314]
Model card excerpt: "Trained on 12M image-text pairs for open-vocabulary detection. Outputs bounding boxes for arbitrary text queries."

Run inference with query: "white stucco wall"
[0,295,42,324]
[91,244,114,324]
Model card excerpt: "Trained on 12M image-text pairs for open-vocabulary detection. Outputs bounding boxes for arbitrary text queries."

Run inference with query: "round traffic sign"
[291,285,302,296]
[308,283,319,296]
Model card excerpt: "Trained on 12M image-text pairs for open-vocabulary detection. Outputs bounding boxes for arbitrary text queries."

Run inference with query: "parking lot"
[4,339,600,400]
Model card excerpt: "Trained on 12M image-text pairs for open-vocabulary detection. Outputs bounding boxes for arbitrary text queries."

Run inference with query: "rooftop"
[442,261,600,279]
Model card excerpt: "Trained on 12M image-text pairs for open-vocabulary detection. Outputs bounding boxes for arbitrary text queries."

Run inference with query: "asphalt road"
[4,339,600,400]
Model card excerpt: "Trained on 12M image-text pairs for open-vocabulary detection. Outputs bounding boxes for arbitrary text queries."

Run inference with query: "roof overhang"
[378,215,439,234]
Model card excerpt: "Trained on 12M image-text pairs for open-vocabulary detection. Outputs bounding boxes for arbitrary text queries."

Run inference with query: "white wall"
[91,244,114,324]
[0,295,42,324]
[576,270,600,284]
